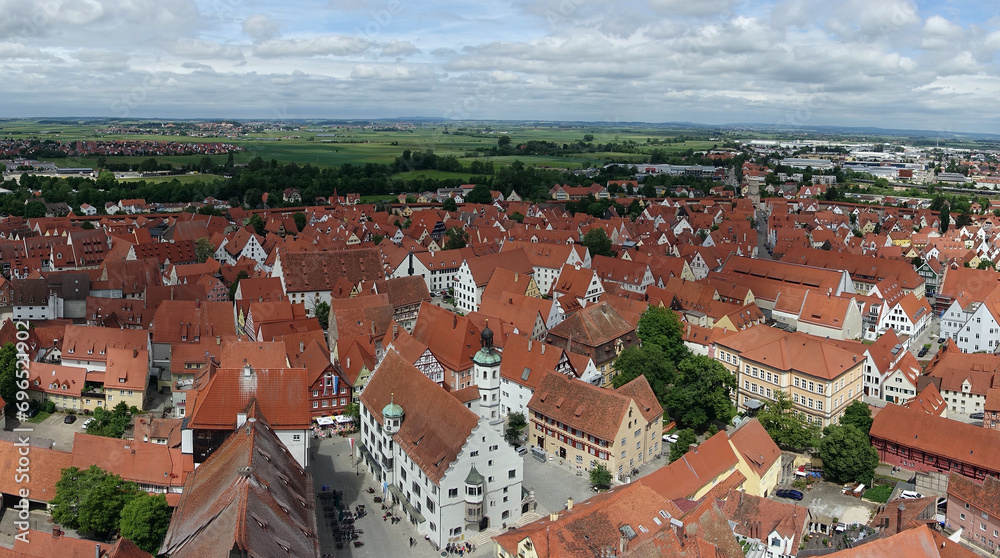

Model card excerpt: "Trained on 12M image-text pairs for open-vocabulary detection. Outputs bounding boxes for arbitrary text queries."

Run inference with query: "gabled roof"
[547,302,635,348]
[871,404,1000,475]
[0,440,71,503]
[360,351,479,484]
[70,433,189,489]
[411,302,481,372]
[186,366,311,431]
[160,413,319,558]
[728,418,782,477]
[498,334,565,391]
[639,431,740,500]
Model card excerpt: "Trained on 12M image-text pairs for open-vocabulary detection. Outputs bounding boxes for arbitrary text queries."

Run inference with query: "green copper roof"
[473,346,502,366]
[382,394,404,419]
[465,465,485,485]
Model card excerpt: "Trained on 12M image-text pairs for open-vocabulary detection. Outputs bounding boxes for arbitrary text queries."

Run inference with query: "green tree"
[669,429,698,462]
[52,465,142,537]
[444,226,469,250]
[510,211,525,223]
[119,493,172,554]
[504,411,527,446]
[940,204,950,233]
[95,170,117,190]
[497,135,512,149]
[581,227,613,257]
[636,306,689,364]
[229,270,249,301]
[665,355,737,432]
[87,401,132,438]
[248,214,266,236]
[840,400,873,433]
[612,345,676,409]
[589,463,612,489]
[292,212,307,232]
[442,197,458,212]
[819,424,878,485]
[0,343,17,418]
[314,301,330,330]
[194,237,214,263]
[344,401,360,424]
[24,200,46,218]
[756,390,819,451]
[466,184,493,204]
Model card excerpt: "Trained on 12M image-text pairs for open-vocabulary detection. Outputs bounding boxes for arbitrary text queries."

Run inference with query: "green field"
[1,118,730,172]
[392,169,474,181]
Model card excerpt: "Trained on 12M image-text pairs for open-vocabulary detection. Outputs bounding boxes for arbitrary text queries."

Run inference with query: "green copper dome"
[382,394,404,419]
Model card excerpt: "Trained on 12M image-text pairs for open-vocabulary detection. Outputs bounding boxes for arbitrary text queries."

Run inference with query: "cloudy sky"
[1,0,998,133]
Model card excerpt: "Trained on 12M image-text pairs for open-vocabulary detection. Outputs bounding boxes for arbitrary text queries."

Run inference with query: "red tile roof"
[0,441,71,503]
[360,350,479,483]
[186,366,311,430]
[70,433,188,489]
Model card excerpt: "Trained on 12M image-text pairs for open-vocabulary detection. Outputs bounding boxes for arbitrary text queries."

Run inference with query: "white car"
[82,418,94,429]
[662,434,679,444]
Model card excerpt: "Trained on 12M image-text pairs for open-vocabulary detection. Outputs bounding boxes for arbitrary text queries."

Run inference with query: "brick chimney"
[896,503,906,534]
[566,497,574,511]
[52,525,61,538]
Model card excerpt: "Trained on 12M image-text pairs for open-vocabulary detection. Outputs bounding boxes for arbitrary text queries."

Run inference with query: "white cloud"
[244,14,281,42]
[380,40,418,56]
[253,36,373,57]
[170,39,245,61]
[0,42,59,61]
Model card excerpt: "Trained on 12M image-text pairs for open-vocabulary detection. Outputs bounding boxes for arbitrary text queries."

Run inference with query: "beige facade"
[715,330,866,427]
[529,398,661,481]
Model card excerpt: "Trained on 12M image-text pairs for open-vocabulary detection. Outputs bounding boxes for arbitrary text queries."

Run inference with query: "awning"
[316,416,335,426]
[359,444,382,478]
[403,500,426,524]
[334,415,354,424]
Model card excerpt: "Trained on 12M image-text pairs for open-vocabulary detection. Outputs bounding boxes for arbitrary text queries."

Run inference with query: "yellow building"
[728,418,784,498]
[714,328,865,427]
[27,348,149,413]
[527,371,662,482]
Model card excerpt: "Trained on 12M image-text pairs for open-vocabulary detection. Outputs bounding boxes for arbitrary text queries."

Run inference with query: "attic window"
[521,368,531,381]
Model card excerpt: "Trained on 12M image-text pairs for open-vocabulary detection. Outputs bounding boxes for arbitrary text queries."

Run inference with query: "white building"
[941,293,1000,354]
[359,349,524,548]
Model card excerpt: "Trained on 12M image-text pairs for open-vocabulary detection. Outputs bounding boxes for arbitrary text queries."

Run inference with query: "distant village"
[1,137,1000,558]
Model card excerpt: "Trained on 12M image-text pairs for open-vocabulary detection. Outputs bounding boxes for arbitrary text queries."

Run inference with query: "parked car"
[516,446,528,456]
[662,434,679,444]
[82,418,94,429]
[918,347,929,357]
[970,412,985,420]
[63,415,77,424]
[775,489,804,501]
[937,338,945,344]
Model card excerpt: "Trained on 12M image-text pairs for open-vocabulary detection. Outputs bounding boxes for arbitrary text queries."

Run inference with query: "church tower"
[472,321,502,429]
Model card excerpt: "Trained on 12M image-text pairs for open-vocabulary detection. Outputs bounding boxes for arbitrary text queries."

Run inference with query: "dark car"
[775,489,804,501]
[970,412,985,420]
[937,338,945,344]
[63,415,77,424]
[918,347,929,357]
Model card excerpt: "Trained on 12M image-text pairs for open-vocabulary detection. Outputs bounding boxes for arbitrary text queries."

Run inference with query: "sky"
[0,0,998,133]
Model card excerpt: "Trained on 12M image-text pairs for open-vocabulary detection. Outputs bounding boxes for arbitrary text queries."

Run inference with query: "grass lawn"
[392,169,474,181]
[27,411,52,424]
[863,484,893,503]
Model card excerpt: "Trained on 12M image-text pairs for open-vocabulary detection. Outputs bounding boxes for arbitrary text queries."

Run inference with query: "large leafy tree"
[194,237,215,263]
[314,301,330,330]
[442,197,458,212]
[581,227,613,257]
[52,465,142,537]
[0,342,17,417]
[636,305,689,364]
[757,390,819,451]
[465,184,493,204]
[504,412,527,446]
[612,345,675,409]
[840,400,873,434]
[668,429,698,462]
[819,424,879,485]
[589,464,612,489]
[119,493,172,554]
[664,355,737,432]
[444,226,469,250]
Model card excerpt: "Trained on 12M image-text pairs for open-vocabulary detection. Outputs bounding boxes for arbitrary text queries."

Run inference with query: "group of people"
[446,541,476,555]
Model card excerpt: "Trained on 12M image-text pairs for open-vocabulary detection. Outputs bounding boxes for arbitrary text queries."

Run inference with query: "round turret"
[382,393,404,435]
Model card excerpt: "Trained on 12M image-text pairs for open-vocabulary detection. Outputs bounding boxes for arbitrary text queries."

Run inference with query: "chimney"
[96,544,101,558]
[237,412,247,428]
[549,512,559,522]
[52,525,61,538]
[393,323,399,340]
[541,343,546,355]
[299,341,305,353]
[896,503,906,534]
[528,339,533,352]
[453,314,458,328]
[689,443,698,453]
[566,497,574,511]
[371,321,376,335]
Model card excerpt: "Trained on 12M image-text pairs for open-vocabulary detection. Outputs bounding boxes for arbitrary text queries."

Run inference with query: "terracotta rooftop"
[871,404,1000,475]
[359,350,479,484]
